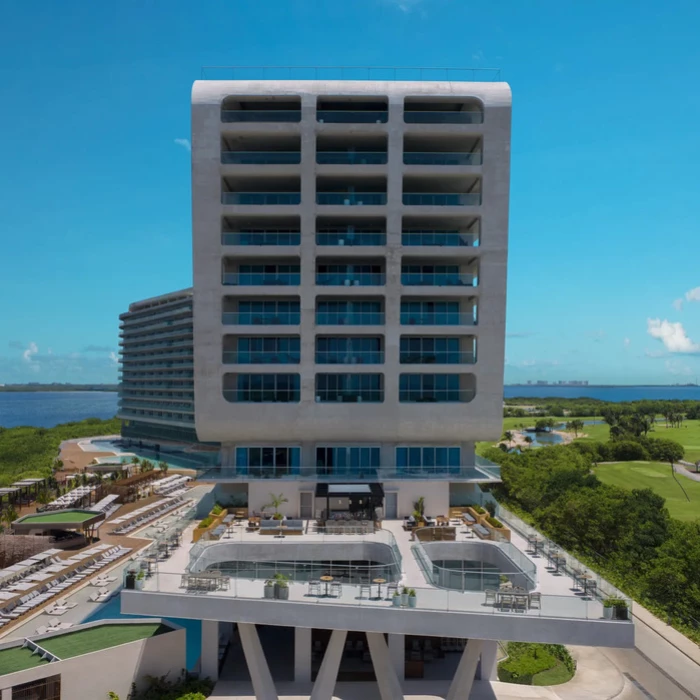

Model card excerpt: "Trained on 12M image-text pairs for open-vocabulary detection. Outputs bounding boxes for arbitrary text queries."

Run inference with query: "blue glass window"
[316,447,380,476]
[235,446,300,476]
[396,447,461,475]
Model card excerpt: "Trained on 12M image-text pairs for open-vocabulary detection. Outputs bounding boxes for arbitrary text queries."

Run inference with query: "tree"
[2,507,18,531]
[565,419,585,438]
[524,435,534,449]
[502,431,514,447]
[130,455,141,466]
[36,490,51,505]
[158,461,169,475]
[263,492,289,519]
[654,440,690,502]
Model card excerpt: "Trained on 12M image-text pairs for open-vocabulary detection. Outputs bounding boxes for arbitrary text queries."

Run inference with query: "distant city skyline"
[1,1,699,385]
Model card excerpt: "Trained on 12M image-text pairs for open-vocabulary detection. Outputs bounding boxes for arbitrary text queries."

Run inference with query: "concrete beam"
[367,632,404,700]
[388,633,405,680]
[238,622,279,700]
[478,640,498,681]
[310,629,347,700]
[447,640,483,700]
[200,619,219,682]
[295,627,312,683]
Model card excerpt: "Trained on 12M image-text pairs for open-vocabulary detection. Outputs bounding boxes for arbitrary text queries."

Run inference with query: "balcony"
[399,374,476,403]
[400,352,476,365]
[223,374,301,403]
[316,272,385,286]
[316,232,386,246]
[222,192,300,205]
[400,312,475,326]
[316,152,387,165]
[401,271,475,287]
[316,99,388,124]
[403,193,481,206]
[317,192,386,206]
[402,232,478,247]
[221,232,301,246]
[316,350,384,364]
[222,312,300,325]
[222,272,300,286]
[222,110,301,123]
[221,152,301,165]
[403,152,482,166]
[404,111,483,124]
[223,351,300,365]
[316,374,383,403]
[316,311,385,326]
[403,99,483,125]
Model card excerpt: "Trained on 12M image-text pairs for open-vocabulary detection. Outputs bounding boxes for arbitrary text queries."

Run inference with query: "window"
[238,300,300,324]
[396,446,461,474]
[316,337,383,363]
[316,300,383,325]
[400,337,460,363]
[316,446,381,476]
[400,301,461,325]
[399,374,460,401]
[236,447,301,476]
[237,337,300,363]
[13,675,61,700]
[316,374,383,402]
[235,374,300,402]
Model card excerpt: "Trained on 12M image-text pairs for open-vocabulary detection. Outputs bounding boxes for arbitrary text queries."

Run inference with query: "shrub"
[485,501,497,517]
[486,516,504,529]
[498,642,575,685]
[197,516,213,529]
[471,504,486,514]
[609,440,649,462]
[211,504,224,516]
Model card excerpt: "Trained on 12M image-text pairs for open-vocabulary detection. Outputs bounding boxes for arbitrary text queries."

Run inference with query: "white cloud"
[623,337,631,349]
[645,348,667,359]
[174,138,191,152]
[673,298,684,311]
[109,352,119,365]
[647,318,700,353]
[665,359,693,376]
[22,341,38,362]
[685,287,700,303]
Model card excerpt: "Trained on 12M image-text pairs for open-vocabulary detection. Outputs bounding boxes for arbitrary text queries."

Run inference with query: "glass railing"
[315,351,384,364]
[118,411,195,422]
[136,572,626,623]
[316,152,388,165]
[222,351,300,364]
[400,313,475,326]
[315,390,384,403]
[404,111,484,124]
[221,152,301,164]
[221,232,301,246]
[222,192,301,205]
[316,312,385,325]
[221,110,301,123]
[223,390,300,403]
[400,352,476,364]
[316,273,385,286]
[317,111,388,123]
[222,312,300,325]
[316,232,386,246]
[399,390,476,403]
[403,152,483,166]
[316,192,387,205]
[403,193,482,206]
[222,273,301,286]
[402,232,478,247]
[401,273,475,286]
[119,401,193,412]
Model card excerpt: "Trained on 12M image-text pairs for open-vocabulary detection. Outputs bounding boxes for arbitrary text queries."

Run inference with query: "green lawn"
[532,660,574,686]
[40,623,167,659]
[595,461,700,521]
[0,647,49,674]
[19,510,97,524]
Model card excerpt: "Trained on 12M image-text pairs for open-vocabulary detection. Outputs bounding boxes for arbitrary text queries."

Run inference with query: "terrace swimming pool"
[81,594,202,671]
[89,438,219,471]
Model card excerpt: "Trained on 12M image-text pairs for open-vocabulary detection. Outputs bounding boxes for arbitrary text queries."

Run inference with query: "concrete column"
[2,688,12,700]
[294,627,312,683]
[447,640,483,700]
[388,633,404,680]
[478,640,498,680]
[200,619,219,682]
[238,622,279,700]
[367,632,403,700]
[310,629,347,700]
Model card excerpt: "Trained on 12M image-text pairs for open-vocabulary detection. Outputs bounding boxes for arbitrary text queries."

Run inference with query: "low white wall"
[248,481,316,517]
[0,625,185,699]
[383,481,449,518]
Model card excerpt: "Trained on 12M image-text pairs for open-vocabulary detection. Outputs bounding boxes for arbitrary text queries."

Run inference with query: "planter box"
[466,506,488,525]
[192,508,229,543]
[264,585,275,599]
[603,606,614,620]
[483,520,511,542]
[408,596,417,608]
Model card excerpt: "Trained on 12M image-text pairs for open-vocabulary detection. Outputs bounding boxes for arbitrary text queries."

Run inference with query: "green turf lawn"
[19,510,98,524]
[595,461,700,521]
[0,647,49,674]
[40,623,166,659]
[532,660,574,685]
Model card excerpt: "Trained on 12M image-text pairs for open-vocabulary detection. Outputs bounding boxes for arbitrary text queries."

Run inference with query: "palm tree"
[524,435,534,449]
[264,492,289,519]
[2,507,18,532]
[158,461,169,475]
[502,431,514,447]
[566,419,584,438]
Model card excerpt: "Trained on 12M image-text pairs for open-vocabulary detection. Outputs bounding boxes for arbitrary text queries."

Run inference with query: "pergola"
[315,483,384,520]
[12,509,106,540]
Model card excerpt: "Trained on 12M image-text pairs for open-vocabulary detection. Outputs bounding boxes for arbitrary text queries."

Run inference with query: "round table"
[320,575,334,596]
[372,578,386,599]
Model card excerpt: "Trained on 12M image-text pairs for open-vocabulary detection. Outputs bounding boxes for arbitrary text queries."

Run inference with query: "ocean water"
[0,391,119,428]
[504,386,700,402]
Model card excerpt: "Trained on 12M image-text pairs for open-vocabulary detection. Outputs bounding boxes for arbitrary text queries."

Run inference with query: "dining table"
[372,578,386,599]
[320,575,334,596]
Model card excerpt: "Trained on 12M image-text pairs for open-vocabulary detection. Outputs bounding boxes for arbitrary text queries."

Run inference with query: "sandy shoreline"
[500,429,580,449]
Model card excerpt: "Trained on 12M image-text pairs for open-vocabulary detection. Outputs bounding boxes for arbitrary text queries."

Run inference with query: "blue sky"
[1,0,699,385]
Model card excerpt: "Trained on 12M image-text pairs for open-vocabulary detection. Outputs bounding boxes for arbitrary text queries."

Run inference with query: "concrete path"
[673,462,700,482]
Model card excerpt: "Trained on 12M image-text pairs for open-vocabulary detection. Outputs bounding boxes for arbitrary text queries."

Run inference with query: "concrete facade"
[191,80,510,459]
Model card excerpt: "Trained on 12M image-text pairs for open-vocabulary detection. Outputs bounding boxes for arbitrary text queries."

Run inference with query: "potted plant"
[602,598,615,620]
[263,493,289,521]
[135,570,146,591]
[408,589,417,608]
[392,590,402,608]
[613,599,629,620]
[401,587,409,607]
[274,573,290,600]
[264,579,275,599]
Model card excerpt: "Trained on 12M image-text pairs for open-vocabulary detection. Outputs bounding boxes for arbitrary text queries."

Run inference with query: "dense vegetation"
[484,442,700,642]
[0,417,121,487]
[0,384,118,392]
[504,397,700,420]
[110,673,214,700]
[498,642,575,685]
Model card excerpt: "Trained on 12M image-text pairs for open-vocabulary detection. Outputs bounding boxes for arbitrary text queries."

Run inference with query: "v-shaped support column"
[447,640,483,700]
[367,632,404,700]
[238,622,279,700]
[310,629,347,700]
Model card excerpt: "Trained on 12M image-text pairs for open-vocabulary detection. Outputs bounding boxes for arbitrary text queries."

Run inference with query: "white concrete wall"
[383,480,449,517]
[248,480,315,516]
[192,79,510,445]
[0,626,185,699]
